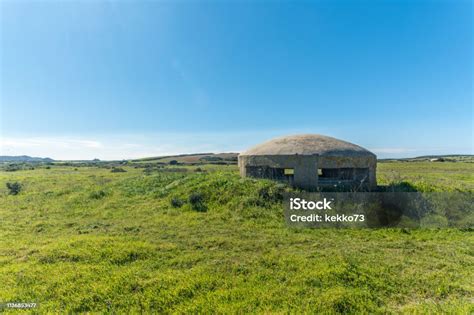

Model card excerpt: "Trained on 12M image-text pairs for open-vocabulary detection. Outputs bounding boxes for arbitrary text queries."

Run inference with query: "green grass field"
[0,162,473,313]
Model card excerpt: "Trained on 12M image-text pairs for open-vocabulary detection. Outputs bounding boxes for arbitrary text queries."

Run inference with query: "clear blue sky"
[0,0,472,159]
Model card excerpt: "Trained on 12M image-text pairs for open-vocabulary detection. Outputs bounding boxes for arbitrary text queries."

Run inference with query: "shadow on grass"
[314,182,420,227]
[377,181,418,192]
[366,182,419,227]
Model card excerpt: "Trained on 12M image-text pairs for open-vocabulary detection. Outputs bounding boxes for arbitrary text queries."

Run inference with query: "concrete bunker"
[238,134,377,191]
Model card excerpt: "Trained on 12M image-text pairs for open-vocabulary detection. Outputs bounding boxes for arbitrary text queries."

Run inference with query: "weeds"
[170,197,185,208]
[89,190,107,199]
[111,167,127,173]
[188,192,207,212]
[6,181,22,195]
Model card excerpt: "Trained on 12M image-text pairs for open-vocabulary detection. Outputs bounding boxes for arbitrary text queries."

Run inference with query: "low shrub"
[111,167,127,173]
[5,165,20,172]
[161,168,187,173]
[189,192,207,212]
[6,182,22,195]
[89,190,107,200]
[170,197,184,208]
[257,184,284,204]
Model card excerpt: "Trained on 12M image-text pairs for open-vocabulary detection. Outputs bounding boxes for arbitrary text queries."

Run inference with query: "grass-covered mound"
[0,164,473,313]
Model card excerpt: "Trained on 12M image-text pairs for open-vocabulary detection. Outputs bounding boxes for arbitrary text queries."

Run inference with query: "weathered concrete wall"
[238,155,318,190]
[238,154,377,190]
[318,155,377,188]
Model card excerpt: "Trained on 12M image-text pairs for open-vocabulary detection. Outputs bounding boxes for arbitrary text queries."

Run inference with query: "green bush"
[5,164,20,172]
[257,184,284,204]
[170,197,184,208]
[89,190,107,200]
[6,182,22,195]
[189,192,207,212]
[111,167,127,173]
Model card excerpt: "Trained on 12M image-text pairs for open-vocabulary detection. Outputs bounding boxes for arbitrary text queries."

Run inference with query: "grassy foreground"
[0,162,473,313]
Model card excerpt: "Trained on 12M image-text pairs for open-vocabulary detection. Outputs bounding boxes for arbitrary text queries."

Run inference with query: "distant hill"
[133,153,474,165]
[0,155,55,162]
[131,153,239,164]
[379,154,473,163]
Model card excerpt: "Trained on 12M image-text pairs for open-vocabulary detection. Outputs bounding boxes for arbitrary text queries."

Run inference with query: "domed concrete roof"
[240,134,375,157]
